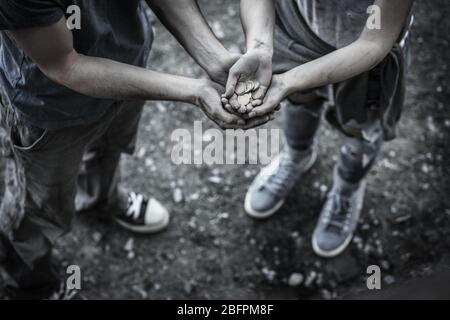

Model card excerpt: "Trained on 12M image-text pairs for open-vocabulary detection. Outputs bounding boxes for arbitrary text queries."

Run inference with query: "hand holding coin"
[221,80,267,115]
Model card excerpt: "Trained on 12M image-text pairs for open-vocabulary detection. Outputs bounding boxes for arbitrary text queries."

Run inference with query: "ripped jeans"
[283,98,383,184]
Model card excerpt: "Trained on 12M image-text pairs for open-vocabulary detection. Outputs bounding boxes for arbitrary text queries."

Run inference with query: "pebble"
[288,273,304,287]
[124,238,134,252]
[261,268,276,282]
[173,188,183,203]
[208,176,223,184]
[304,271,317,287]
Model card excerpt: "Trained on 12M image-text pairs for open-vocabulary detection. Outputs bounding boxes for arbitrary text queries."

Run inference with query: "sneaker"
[114,192,170,234]
[244,146,317,219]
[312,169,366,258]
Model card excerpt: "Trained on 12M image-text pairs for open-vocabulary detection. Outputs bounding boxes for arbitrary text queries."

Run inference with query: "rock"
[208,176,223,184]
[288,273,304,287]
[304,271,317,288]
[261,268,276,282]
[173,188,183,203]
[92,232,102,243]
[124,238,134,252]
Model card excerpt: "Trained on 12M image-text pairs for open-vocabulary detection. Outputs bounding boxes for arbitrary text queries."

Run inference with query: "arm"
[146,0,239,85]
[250,0,413,117]
[224,0,275,97]
[8,18,251,129]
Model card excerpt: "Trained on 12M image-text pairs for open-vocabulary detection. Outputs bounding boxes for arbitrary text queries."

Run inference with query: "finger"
[243,115,273,129]
[248,99,278,118]
[224,104,234,114]
[225,69,240,98]
[215,107,246,126]
[251,99,263,107]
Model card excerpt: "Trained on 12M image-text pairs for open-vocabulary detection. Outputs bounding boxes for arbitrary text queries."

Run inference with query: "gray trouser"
[283,99,383,183]
[0,101,144,297]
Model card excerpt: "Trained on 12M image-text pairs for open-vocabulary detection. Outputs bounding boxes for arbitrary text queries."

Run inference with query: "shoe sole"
[311,232,353,258]
[114,212,170,234]
[244,150,317,220]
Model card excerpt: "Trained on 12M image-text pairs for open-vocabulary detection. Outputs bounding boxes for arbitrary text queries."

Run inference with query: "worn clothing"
[296,0,379,48]
[0,0,152,129]
[274,0,411,141]
[0,95,144,297]
[283,99,383,184]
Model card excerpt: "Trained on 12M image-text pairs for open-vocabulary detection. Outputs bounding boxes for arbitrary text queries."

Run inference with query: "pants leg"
[75,101,145,213]
[0,108,117,298]
[337,120,384,183]
[283,97,325,151]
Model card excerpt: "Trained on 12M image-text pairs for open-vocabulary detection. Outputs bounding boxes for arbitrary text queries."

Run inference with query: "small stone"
[304,271,317,288]
[208,176,223,184]
[261,268,276,282]
[124,238,134,252]
[288,273,304,287]
[92,232,102,243]
[173,188,183,203]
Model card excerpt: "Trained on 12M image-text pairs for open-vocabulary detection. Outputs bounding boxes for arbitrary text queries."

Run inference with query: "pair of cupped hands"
[196,48,287,130]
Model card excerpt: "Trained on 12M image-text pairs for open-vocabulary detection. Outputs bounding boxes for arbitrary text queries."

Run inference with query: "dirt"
[1,0,449,300]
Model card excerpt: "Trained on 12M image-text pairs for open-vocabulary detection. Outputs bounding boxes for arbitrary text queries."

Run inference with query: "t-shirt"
[0,0,153,129]
[296,0,377,48]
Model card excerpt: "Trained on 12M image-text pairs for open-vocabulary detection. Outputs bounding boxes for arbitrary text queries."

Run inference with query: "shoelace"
[323,193,353,235]
[126,192,144,221]
[263,152,298,196]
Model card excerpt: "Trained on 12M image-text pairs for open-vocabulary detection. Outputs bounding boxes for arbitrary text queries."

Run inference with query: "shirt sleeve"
[0,0,64,30]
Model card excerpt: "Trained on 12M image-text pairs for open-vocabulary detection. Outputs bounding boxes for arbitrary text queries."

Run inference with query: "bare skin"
[248,0,414,118]
[147,0,275,119]
[7,14,274,130]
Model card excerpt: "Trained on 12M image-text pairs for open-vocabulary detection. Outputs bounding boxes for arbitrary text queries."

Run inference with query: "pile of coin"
[222,80,265,114]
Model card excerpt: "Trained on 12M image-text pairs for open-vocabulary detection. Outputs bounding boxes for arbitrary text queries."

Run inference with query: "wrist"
[283,68,307,96]
[246,41,273,56]
[188,78,210,106]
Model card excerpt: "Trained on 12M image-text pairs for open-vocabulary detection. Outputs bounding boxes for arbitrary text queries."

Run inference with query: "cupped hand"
[224,48,273,100]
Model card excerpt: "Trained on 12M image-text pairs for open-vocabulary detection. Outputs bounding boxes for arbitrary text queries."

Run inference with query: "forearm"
[283,39,385,95]
[240,0,275,52]
[283,0,413,95]
[52,52,201,103]
[147,0,230,74]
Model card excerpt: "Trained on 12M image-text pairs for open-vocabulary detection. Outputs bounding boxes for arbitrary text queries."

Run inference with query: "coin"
[245,81,254,94]
[237,93,252,106]
[229,94,240,110]
[235,82,247,95]
[238,106,247,114]
[252,87,265,100]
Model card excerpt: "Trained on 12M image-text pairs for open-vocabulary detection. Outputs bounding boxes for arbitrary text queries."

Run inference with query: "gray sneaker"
[244,146,317,219]
[312,169,366,258]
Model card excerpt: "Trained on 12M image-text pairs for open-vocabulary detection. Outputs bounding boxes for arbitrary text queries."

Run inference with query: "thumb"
[224,69,240,98]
